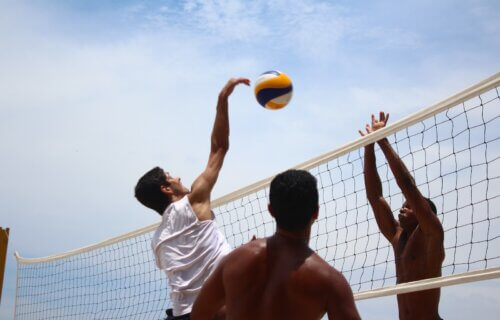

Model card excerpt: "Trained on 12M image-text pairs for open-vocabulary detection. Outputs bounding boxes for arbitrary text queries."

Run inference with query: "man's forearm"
[210,95,230,153]
[364,144,383,199]
[377,138,414,190]
[364,142,399,241]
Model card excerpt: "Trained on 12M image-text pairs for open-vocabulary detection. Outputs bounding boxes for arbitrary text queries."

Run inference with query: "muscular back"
[222,236,359,320]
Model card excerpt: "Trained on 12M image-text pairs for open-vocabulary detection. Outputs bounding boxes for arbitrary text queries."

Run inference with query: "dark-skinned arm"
[188,78,250,220]
[378,137,443,238]
[326,269,361,320]
[191,258,226,320]
[364,143,399,242]
[359,114,399,242]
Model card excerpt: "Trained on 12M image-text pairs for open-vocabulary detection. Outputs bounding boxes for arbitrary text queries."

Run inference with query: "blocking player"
[360,112,445,320]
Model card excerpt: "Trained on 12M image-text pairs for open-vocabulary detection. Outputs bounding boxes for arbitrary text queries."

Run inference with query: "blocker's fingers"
[380,111,384,122]
[371,114,375,124]
[385,113,390,124]
[358,130,365,136]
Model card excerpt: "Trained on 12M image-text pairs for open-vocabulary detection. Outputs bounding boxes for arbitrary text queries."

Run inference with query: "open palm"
[359,112,390,136]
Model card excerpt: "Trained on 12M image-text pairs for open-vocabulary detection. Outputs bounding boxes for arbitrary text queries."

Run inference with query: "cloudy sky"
[1,0,499,318]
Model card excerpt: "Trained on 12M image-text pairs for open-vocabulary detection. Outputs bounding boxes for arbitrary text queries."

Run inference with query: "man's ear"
[311,204,319,221]
[160,185,172,196]
[268,204,275,217]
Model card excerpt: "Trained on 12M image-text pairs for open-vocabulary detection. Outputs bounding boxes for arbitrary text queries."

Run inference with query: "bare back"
[221,236,360,320]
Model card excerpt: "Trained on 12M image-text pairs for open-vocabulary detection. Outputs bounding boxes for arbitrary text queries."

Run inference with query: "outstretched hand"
[219,77,251,99]
[358,111,390,136]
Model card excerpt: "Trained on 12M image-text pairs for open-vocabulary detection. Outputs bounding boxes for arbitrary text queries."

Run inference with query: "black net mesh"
[15,86,500,319]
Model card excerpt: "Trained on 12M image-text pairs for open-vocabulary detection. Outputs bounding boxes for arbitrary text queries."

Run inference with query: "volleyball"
[254,70,293,110]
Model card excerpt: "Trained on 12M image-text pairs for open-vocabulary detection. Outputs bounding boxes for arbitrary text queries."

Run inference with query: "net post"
[13,252,20,320]
[0,227,9,304]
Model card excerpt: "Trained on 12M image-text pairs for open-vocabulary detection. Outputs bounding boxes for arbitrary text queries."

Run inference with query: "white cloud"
[130,0,351,61]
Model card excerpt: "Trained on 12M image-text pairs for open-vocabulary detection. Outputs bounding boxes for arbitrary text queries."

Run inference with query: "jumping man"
[134,77,250,319]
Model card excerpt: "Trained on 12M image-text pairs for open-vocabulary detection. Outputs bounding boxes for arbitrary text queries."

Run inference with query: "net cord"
[14,72,500,265]
[354,266,500,301]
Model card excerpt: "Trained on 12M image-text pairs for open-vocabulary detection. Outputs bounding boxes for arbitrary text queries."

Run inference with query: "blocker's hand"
[359,111,390,136]
[219,77,250,99]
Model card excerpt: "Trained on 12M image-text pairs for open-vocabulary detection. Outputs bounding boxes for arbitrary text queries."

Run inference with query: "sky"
[1,0,499,318]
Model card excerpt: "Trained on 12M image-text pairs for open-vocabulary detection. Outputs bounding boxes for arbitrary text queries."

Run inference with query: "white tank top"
[151,195,232,316]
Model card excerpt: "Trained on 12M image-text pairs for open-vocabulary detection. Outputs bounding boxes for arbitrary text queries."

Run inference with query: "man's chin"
[398,215,408,225]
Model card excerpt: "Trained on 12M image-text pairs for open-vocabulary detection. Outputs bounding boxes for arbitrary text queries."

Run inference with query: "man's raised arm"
[373,112,443,237]
[359,115,399,242]
[188,78,250,220]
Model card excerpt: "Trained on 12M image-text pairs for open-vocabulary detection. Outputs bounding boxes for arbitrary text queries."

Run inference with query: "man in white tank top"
[134,77,250,319]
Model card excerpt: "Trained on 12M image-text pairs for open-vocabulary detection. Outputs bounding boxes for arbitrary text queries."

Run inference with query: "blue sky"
[1,0,499,318]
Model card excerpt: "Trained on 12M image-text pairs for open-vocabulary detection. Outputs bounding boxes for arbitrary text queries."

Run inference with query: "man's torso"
[152,196,231,316]
[393,227,444,320]
[221,236,338,320]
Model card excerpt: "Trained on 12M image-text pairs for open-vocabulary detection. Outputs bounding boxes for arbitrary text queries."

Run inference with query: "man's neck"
[274,228,310,246]
[170,192,189,204]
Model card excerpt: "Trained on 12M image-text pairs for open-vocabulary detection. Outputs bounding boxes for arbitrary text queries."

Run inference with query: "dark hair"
[269,169,319,231]
[425,198,437,215]
[134,167,170,215]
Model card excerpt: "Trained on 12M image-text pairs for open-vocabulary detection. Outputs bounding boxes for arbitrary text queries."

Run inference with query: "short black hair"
[134,167,170,215]
[269,169,319,231]
[425,198,437,215]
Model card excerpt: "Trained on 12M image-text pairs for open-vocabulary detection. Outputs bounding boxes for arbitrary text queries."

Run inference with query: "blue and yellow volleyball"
[254,71,293,110]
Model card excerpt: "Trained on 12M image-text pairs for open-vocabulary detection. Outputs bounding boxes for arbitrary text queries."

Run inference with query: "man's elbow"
[211,140,229,154]
[221,142,229,152]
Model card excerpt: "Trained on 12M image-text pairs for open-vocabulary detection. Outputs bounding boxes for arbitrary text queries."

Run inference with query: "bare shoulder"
[305,253,339,277]
[291,252,360,319]
[304,253,352,293]
[223,239,267,270]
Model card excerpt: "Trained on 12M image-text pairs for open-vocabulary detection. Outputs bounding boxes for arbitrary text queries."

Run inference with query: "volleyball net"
[14,73,500,319]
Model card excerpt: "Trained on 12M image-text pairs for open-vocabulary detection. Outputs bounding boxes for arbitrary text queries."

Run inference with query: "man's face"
[399,201,417,230]
[164,171,190,195]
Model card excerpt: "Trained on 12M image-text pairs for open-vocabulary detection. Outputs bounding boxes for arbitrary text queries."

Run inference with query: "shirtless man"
[134,77,249,319]
[191,169,361,320]
[359,112,445,320]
